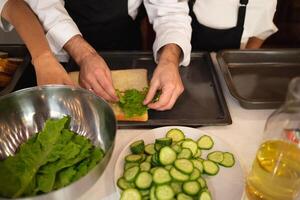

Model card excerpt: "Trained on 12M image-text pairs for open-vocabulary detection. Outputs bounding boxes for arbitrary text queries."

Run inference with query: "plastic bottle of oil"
[245,77,300,200]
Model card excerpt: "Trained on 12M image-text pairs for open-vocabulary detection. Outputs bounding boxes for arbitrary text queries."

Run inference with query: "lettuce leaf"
[117,89,148,117]
[0,116,105,198]
[0,117,69,198]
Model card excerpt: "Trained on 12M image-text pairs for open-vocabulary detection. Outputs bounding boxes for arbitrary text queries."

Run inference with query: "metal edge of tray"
[68,51,232,127]
[216,49,298,109]
[203,52,232,125]
[0,44,31,96]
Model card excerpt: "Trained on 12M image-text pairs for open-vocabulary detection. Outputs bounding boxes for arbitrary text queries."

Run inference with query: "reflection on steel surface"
[0,85,116,200]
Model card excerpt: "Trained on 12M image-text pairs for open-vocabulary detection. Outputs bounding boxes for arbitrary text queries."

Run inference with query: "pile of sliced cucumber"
[117,128,235,200]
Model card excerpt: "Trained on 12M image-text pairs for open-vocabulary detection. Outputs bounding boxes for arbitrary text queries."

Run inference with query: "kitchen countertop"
[79,53,275,200]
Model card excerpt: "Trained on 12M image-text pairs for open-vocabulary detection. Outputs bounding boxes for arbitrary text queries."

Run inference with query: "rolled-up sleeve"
[144,0,192,66]
[24,0,81,58]
[0,0,13,31]
[242,0,278,43]
[253,0,278,40]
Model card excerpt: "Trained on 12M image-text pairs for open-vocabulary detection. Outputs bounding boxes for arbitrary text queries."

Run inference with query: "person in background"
[0,0,75,86]
[0,0,192,111]
[190,0,278,51]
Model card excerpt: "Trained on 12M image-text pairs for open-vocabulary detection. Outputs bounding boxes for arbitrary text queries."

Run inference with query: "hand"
[144,44,184,111]
[64,35,118,102]
[32,52,75,86]
[144,60,184,111]
[78,52,118,102]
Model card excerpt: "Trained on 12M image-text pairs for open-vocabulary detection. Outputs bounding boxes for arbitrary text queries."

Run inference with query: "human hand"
[32,52,75,86]
[78,52,118,102]
[64,35,118,102]
[143,60,184,111]
[143,44,184,111]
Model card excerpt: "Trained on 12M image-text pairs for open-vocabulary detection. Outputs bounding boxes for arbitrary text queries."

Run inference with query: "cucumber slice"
[155,143,162,152]
[156,137,172,146]
[146,155,152,163]
[140,162,151,172]
[151,152,161,166]
[117,177,135,190]
[140,189,150,197]
[220,152,235,167]
[124,166,140,182]
[170,181,182,194]
[191,159,203,173]
[198,190,212,200]
[145,144,156,155]
[150,167,159,174]
[155,185,174,200]
[189,168,201,181]
[170,167,189,182]
[125,162,139,170]
[177,148,192,159]
[141,154,147,162]
[135,172,153,189]
[197,177,207,189]
[164,165,172,171]
[181,140,198,156]
[126,154,143,163]
[203,160,219,176]
[121,188,142,200]
[177,192,193,200]
[130,140,145,154]
[171,144,182,153]
[176,140,184,146]
[197,135,214,150]
[150,186,157,200]
[207,151,224,163]
[183,181,201,196]
[194,149,202,158]
[166,128,185,142]
[174,159,194,174]
[159,146,176,165]
[153,167,171,184]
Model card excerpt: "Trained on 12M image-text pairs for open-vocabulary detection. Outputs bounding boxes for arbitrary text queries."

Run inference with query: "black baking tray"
[69,52,231,128]
[217,49,300,109]
[0,45,30,96]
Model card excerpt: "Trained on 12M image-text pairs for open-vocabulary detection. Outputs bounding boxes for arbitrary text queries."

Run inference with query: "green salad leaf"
[0,116,104,198]
[117,88,149,118]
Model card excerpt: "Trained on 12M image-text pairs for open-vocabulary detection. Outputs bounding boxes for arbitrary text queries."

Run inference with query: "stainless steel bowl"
[0,85,117,200]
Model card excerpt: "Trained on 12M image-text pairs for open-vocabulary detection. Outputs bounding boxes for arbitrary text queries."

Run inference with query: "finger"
[89,79,113,101]
[147,87,173,110]
[63,77,77,87]
[143,81,160,105]
[106,71,119,101]
[80,80,93,92]
[79,78,89,89]
[96,71,118,102]
[157,90,179,111]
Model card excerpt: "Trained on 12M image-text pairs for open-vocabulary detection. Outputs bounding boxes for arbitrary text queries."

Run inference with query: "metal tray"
[69,52,231,128]
[217,49,300,109]
[0,45,30,96]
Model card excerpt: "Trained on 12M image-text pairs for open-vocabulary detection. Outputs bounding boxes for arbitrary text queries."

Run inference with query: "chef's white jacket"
[193,0,278,47]
[0,0,192,65]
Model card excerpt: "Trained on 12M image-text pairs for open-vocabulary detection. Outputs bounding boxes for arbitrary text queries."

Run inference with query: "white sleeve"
[243,0,278,42]
[253,0,278,40]
[24,0,81,59]
[144,0,192,66]
[0,0,13,31]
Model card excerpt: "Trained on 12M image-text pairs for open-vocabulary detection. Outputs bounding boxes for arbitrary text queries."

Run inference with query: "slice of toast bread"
[69,69,148,121]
